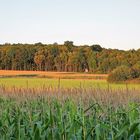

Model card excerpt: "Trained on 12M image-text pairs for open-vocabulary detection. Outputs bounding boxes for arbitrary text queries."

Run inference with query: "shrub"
[108,65,133,82]
[131,62,140,78]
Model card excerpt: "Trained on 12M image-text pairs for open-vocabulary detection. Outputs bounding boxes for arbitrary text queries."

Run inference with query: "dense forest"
[0,41,140,74]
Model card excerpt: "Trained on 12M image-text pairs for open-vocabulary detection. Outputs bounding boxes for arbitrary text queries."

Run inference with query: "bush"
[131,62,140,78]
[108,65,133,82]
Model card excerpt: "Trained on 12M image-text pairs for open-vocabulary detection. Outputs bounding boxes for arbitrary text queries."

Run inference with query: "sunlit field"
[0,77,140,90]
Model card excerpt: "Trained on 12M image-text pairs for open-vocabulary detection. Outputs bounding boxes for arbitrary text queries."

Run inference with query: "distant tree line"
[0,41,140,74]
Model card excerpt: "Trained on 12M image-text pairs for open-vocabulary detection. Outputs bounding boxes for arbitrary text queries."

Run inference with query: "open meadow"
[0,70,140,90]
[1,77,140,90]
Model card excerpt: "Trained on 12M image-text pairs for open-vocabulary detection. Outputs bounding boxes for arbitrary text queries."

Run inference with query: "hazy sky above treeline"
[0,0,140,50]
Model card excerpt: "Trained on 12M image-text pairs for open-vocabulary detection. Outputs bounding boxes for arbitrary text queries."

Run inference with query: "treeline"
[0,41,140,73]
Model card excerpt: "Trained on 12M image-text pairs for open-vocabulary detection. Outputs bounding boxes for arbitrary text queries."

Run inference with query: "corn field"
[0,85,140,139]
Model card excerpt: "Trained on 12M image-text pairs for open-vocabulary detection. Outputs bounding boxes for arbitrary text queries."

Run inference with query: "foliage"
[1,42,140,73]
[131,61,140,78]
[108,65,140,82]
[0,96,140,139]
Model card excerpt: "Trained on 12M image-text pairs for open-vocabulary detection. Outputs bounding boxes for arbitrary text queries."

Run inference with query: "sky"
[0,0,140,50]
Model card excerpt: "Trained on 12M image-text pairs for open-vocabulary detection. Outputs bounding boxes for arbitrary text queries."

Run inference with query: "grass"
[0,77,140,90]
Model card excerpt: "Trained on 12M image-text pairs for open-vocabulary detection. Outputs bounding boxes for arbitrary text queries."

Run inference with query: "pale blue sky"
[0,0,140,50]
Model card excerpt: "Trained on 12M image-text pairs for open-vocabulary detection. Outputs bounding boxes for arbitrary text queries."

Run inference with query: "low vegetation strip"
[0,87,140,139]
[0,70,108,79]
[0,78,140,89]
[0,85,140,105]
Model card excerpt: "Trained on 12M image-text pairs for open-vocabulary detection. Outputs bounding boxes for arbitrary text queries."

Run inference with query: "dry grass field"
[0,70,108,79]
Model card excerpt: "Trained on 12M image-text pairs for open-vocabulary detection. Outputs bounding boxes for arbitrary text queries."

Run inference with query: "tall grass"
[0,85,140,139]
